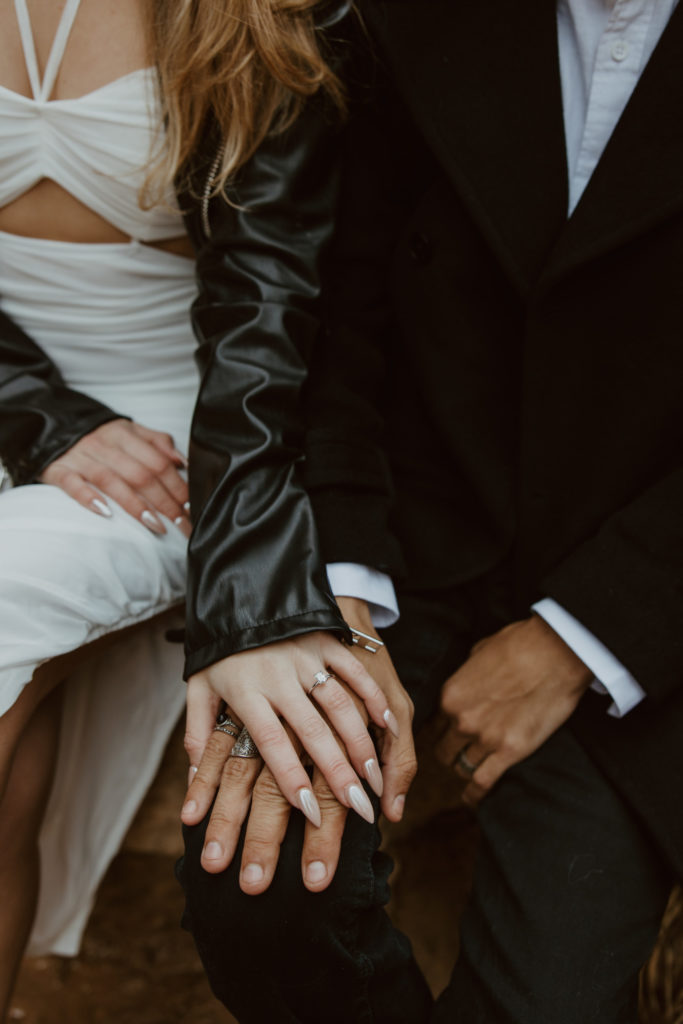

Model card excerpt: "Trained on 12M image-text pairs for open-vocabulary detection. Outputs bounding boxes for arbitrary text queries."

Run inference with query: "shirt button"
[611,39,630,62]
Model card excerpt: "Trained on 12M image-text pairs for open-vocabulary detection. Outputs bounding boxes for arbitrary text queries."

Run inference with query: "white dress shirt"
[328,0,676,716]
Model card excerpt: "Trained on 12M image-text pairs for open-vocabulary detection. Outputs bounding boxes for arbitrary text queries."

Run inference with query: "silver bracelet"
[348,626,385,654]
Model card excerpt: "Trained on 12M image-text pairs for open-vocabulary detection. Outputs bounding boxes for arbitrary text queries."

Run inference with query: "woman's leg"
[0,678,63,1019]
[0,627,143,1019]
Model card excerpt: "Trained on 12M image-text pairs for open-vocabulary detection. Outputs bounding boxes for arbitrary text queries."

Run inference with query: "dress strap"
[13,0,82,102]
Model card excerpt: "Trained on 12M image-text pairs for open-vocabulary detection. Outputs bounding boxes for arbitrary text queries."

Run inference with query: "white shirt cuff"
[532,598,646,718]
[326,563,399,629]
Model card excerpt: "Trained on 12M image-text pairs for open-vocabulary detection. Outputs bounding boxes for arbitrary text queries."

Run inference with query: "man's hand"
[435,615,593,806]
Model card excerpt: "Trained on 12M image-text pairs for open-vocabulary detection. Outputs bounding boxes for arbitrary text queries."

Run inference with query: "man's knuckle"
[253,771,284,801]
[223,756,253,781]
[244,835,275,856]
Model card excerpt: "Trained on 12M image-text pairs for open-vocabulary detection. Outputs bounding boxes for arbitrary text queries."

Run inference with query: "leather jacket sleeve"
[0,307,122,486]
[180,6,353,676]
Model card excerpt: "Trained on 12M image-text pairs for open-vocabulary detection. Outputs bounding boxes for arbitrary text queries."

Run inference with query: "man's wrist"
[335,595,375,633]
[529,614,593,692]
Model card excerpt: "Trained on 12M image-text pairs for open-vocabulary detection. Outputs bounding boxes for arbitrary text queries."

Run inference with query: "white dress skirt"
[0,229,200,955]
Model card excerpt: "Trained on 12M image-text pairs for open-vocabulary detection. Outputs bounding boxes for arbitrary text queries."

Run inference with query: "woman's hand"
[39,418,191,535]
[184,627,398,829]
[182,598,418,890]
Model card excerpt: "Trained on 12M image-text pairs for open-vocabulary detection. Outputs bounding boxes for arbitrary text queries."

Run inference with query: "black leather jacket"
[0,0,352,677]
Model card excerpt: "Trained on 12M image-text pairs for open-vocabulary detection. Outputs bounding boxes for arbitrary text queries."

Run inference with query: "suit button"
[408,232,433,266]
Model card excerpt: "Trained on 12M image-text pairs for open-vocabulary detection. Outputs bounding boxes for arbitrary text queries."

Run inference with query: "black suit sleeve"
[301,50,408,578]
[0,307,122,486]
[542,467,683,703]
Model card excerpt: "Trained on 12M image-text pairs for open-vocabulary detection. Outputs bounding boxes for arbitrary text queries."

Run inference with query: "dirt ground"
[12,720,682,1024]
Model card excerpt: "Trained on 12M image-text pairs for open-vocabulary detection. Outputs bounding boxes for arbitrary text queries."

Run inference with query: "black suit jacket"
[303,1,683,873]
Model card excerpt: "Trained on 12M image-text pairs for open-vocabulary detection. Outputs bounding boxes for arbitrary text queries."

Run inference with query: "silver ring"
[213,711,240,739]
[454,745,482,778]
[309,670,332,695]
[229,727,260,759]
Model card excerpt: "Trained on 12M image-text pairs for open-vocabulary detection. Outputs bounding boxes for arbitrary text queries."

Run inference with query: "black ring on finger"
[213,710,240,739]
[453,743,487,778]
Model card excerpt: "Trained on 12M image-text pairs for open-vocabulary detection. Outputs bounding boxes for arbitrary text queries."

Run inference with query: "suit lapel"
[545,1,683,283]
[369,0,568,292]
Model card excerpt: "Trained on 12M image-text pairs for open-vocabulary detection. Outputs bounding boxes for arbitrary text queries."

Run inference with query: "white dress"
[0,0,200,955]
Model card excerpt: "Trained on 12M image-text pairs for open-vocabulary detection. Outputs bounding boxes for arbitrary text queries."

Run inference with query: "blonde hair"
[145,0,346,202]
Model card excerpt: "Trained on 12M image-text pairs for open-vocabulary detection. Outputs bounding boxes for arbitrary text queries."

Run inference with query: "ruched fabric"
[0,0,184,241]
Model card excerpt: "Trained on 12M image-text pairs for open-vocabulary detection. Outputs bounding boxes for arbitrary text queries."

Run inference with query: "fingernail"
[393,795,405,819]
[297,787,322,828]
[306,860,327,884]
[243,863,264,884]
[346,784,374,824]
[204,841,222,860]
[183,501,191,514]
[182,799,197,816]
[141,509,165,535]
[383,709,400,739]
[174,450,189,468]
[90,498,112,518]
[174,515,186,527]
[187,766,198,787]
[364,758,384,797]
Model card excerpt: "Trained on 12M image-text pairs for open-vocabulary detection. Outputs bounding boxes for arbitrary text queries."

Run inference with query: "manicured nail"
[174,515,186,527]
[243,863,264,884]
[204,841,222,860]
[90,498,112,518]
[141,509,165,535]
[174,450,189,468]
[346,784,374,824]
[306,860,327,884]
[383,709,400,739]
[297,787,322,828]
[182,799,197,816]
[183,501,191,514]
[187,765,198,787]
[393,795,406,819]
[364,758,384,797]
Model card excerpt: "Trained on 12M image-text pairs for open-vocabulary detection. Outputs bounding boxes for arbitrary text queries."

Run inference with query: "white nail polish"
[346,784,374,824]
[364,758,384,798]
[174,515,186,527]
[90,498,112,518]
[187,765,198,787]
[183,501,191,514]
[297,787,322,828]
[141,509,164,534]
[383,709,400,739]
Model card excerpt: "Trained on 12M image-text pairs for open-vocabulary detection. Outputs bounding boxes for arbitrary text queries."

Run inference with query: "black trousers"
[177,582,673,1024]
